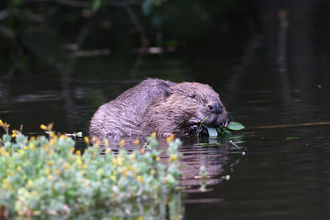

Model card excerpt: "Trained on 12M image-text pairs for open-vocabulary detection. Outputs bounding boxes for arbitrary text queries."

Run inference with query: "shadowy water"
[2,2,330,219]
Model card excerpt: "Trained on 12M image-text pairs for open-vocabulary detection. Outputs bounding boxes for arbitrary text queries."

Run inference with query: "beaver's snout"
[207,102,223,114]
[203,101,227,127]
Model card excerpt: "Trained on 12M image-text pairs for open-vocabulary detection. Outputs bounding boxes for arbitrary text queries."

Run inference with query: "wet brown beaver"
[89,78,227,140]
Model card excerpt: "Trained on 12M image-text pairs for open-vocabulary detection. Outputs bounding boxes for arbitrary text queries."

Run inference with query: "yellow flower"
[3,183,8,190]
[133,139,140,145]
[151,132,156,138]
[84,136,90,145]
[137,175,142,182]
[117,156,124,165]
[82,178,89,186]
[112,158,117,166]
[131,153,136,160]
[40,124,47,130]
[0,120,3,126]
[47,161,52,166]
[94,138,100,147]
[28,180,33,187]
[138,216,143,220]
[109,175,116,181]
[30,136,35,141]
[50,138,57,146]
[47,122,54,130]
[104,139,109,146]
[156,156,161,162]
[119,139,125,147]
[120,168,128,177]
[6,171,14,176]
[54,169,60,176]
[105,149,111,154]
[76,158,82,165]
[45,168,50,175]
[3,178,8,184]
[18,149,24,156]
[140,148,145,154]
[16,166,21,172]
[60,134,66,139]
[11,129,19,138]
[47,175,53,180]
[166,133,175,143]
[169,154,177,161]
[29,142,35,151]
[48,131,56,138]
[23,146,29,150]
[43,145,49,152]
[71,147,75,153]
[150,169,155,175]
[76,150,81,156]
[0,148,7,156]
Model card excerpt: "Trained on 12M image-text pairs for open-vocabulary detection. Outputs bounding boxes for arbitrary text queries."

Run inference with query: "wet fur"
[89,78,227,139]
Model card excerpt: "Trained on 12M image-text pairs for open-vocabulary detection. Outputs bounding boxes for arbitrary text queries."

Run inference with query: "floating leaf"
[227,122,245,131]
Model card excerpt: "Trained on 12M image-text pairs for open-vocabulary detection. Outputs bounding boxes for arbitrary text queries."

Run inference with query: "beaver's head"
[162,82,227,135]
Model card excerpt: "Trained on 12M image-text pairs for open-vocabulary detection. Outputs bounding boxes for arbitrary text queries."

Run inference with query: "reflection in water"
[277,10,292,106]
[180,143,228,191]
[290,0,315,106]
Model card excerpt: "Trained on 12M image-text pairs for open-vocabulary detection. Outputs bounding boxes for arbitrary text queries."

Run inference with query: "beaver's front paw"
[186,117,202,136]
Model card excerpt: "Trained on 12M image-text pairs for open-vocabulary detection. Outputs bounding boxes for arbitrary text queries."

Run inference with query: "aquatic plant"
[0,121,183,219]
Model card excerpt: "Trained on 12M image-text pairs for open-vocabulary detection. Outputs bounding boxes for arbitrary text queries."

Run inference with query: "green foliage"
[227,122,245,131]
[201,121,245,137]
[0,121,183,219]
[215,122,245,136]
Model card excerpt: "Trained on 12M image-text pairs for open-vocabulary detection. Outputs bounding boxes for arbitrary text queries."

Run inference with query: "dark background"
[1,0,330,133]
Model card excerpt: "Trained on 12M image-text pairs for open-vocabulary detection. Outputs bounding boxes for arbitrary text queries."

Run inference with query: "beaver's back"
[89,78,176,140]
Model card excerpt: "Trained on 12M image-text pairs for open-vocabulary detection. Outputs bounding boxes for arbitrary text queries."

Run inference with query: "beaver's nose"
[207,102,223,114]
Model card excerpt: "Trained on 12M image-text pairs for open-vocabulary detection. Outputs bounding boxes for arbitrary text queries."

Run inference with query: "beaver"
[89,78,227,140]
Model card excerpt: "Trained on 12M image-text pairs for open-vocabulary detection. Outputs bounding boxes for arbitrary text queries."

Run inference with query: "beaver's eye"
[188,91,196,98]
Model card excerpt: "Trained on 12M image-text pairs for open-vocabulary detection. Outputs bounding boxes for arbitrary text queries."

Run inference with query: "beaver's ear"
[164,88,172,101]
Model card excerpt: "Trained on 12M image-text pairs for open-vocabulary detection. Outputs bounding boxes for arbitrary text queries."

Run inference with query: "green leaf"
[227,122,245,131]
[205,126,218,137]
[287,137,299,140]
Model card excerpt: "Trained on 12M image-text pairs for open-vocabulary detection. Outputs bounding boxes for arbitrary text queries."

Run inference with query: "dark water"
[2,4,330,220]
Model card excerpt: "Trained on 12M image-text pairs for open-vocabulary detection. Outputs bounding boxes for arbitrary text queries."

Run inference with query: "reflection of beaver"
[89,78,227,139]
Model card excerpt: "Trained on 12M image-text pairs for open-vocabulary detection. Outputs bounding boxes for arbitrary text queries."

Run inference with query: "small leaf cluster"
[0,122,183,219]
[216,122,245,136]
